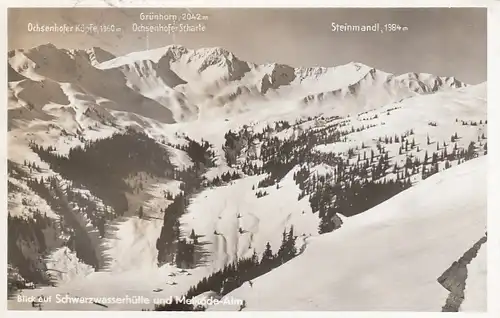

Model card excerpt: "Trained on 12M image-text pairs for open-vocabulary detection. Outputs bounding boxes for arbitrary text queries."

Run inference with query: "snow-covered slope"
[210,157,486,311]
[181,168,316,270]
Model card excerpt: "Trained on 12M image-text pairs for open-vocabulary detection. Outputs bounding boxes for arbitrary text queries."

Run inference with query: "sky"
[8,7,487,84]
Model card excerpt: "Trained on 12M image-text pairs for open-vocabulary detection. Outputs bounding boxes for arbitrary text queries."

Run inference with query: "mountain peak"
[26,43,61,56]
[347,62,374,72]
[87,47,116,62]
[33,43,58,50]
[70,47,117,65]
[164,44,189,57]
[160,45,236,62]
[192,46,238,63]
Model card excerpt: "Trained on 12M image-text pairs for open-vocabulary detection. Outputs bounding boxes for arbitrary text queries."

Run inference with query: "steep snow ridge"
[210,157,486,311]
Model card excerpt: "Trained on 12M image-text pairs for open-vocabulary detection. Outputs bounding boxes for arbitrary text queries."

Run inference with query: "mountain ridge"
[7,42,473,126]
[10,43,470,91]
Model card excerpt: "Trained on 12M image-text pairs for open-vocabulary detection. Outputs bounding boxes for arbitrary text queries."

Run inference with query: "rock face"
[438,234,487,312]
[260,64,296,94]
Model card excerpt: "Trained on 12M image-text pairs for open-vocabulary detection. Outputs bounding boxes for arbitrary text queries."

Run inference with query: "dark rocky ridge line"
[438,234,487,312]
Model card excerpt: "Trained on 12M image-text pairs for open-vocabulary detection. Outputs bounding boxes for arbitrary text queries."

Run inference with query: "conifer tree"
[286,226,297,258]
[260,242,274,267]
[445,161,451,169]
[277,229,288,264]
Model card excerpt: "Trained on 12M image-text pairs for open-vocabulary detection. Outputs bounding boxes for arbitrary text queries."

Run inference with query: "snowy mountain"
[7,43,487,311]
[210,157,487,311]
[8,44,468,125]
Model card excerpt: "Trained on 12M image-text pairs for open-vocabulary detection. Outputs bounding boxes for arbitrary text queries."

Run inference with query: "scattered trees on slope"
[30,129,174,215]
[155,226,298,311]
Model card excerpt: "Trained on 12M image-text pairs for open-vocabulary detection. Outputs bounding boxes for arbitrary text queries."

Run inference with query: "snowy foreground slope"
[210,157,487,311]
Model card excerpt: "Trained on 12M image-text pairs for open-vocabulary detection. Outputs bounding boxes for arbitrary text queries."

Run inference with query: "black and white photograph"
[6,7,487,312]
